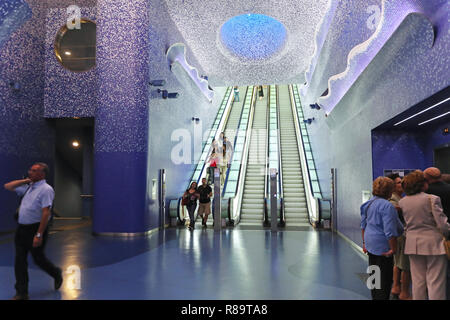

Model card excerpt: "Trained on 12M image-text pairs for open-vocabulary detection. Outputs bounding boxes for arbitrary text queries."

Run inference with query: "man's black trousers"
[14,223,60,295]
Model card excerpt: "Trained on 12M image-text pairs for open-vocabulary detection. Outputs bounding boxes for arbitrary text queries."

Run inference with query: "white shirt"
[15,180,54,225]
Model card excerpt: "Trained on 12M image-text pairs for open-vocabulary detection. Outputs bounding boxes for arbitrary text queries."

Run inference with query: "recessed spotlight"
[64,51,71,56]
[72,140,80,148]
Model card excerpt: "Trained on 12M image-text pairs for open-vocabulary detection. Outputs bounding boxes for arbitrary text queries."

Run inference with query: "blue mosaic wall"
[372,122,450,179]
[0,0,32,49]
[44,6,97,118]
[0,0,53,232]
[92,0,150,234]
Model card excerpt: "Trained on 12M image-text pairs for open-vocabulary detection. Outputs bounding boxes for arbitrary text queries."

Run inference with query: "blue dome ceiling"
[220,13,287,60]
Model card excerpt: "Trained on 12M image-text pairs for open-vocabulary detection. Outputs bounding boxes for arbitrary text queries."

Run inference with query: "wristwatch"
[35,233,41,238]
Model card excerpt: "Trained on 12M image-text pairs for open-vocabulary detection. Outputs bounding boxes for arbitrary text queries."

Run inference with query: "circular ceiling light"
[220,13,287,60]
[71,140,81,148]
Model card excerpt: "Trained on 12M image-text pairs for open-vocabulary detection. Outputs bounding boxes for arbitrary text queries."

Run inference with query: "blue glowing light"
[220,14,287,60]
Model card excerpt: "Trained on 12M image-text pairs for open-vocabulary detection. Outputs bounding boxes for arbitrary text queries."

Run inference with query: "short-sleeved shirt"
[15,180,54,225]
[210,157,218,167]
[197,185,212,203]
[185,189,199,207]
[360,196,404,256]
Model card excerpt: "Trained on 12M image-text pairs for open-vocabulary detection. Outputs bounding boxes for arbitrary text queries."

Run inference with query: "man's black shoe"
[54,269,63,290]
[12,294,29,300]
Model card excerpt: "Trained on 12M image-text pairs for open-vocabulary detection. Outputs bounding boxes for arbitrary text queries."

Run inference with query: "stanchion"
[270,168,278,232]
[214,167,221,232]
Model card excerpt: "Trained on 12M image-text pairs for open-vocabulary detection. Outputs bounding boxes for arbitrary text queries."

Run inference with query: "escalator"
[194,86,249,228]
[239,86,269,226]
[171,84,318,229]
[278,85,309,226]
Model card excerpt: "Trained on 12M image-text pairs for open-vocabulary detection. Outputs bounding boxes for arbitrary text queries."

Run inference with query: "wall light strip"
[394,97,450,126]
[418,111,450,126]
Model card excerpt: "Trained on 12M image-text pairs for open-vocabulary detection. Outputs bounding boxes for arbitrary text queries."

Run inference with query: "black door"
[434,145,450,174]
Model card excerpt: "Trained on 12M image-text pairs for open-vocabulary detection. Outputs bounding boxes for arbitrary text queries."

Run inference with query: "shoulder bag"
[429,196,450,260]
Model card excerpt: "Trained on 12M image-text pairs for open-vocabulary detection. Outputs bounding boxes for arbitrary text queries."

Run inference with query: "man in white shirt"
[4,163,62,300]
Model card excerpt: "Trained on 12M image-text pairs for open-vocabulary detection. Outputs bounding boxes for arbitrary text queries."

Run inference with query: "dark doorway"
[49,118,94,219]
[434,145,450,174]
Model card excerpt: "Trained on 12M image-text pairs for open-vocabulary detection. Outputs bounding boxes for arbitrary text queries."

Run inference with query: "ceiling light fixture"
[418,111,450,126]
[72,140,80,148]
[394,97,450,126]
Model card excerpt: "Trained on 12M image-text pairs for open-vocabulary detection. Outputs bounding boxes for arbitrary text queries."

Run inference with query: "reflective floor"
[0,220,371,300]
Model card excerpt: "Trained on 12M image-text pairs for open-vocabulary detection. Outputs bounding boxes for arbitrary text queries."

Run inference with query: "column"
[93,0,150,234]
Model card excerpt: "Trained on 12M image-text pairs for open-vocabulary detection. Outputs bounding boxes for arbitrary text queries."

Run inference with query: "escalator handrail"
[232,86,257,224]
[275,85,285,226]
[288,84,319,226]
[222,86,249,197]
[263,85,271,226]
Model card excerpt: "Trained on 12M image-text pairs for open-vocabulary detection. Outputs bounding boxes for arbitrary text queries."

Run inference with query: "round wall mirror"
[54,19,96,72]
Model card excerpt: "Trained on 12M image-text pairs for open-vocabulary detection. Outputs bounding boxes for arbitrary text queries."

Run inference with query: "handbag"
[444,238,450,261]
[181,196,189,206]
[429,196,450,260]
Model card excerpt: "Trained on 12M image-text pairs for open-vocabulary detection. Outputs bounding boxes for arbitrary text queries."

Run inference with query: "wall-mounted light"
[309,103,321,110]
[71,140,81,149]
[167,92,179,99]
[64,51,72,56]
[157,89,179,99]
[303,117,315,125]
[149,80,166,86]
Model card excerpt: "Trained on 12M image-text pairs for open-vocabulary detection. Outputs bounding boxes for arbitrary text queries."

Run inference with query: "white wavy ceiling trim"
[301,0,338,96]
[317,0,437,114]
